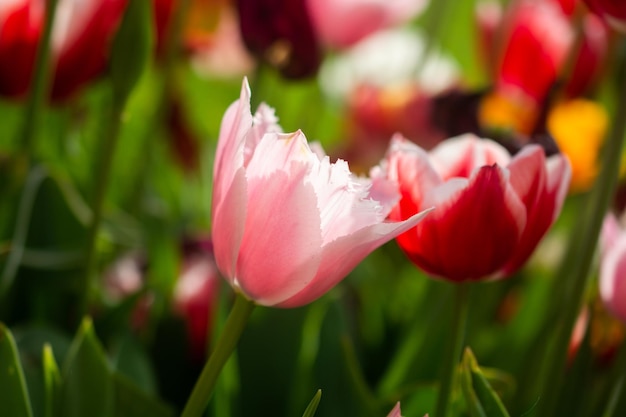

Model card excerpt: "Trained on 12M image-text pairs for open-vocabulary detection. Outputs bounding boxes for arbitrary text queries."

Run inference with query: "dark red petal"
[399,165,526,282]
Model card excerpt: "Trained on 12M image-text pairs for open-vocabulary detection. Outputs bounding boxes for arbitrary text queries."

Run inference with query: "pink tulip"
[0,0,127,100]
[211,79,430,307]
[306,0,428,49]
[600,214,626,323]
[379,134,571,281]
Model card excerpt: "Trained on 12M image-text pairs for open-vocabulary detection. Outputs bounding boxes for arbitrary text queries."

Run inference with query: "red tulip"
[211,79,430,307]
[565,13,608,98]
[380,134,571,281]
[496,0,574,104]
[0,0,127,100]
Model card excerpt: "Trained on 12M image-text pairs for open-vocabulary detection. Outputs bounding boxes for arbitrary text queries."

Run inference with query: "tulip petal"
[212,169,247,283]
[211,79,253,280]
[312,157,386,244]
[213,78,253,207]
[236,162,323,306]
[501,149,570,275]
[601,235,626,323]
[430,134,511,180]
[402,165,526,281]
[278,208,431,308]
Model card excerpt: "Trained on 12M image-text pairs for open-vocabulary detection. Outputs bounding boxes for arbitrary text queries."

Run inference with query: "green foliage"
[301,390,322,417]
[461,348,511,417]
[0,323,34,417]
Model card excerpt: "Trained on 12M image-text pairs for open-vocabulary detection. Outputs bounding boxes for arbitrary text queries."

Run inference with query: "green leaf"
[461,348,511,417]
[110,0,153,106]
[0,323,34,417]
[113,372,175,417]
[42,344,61,417]
[301,390,322,417]
[60,318,114,417]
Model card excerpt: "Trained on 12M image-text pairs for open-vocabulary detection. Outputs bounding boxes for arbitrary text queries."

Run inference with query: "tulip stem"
[434,283,471,417]
[181,293,255,417]
[18,0,59,160]
[601,329,626,417]
[78,100,124,320]
[538,41,626,416]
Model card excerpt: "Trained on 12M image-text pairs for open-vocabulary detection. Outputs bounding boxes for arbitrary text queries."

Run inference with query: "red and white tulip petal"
[600,235,626,323]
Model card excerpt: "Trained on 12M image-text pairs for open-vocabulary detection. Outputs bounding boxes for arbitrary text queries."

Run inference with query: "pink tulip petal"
[213,78,253,208]
[278,208,431,308]
[312,157,386,244]
[402,165,526,281]
[244,103,282,165]
[212,169,247,283]
[602,213,622,256]
[236,162,324,306]
[245,130,314,180]
[211,79,254,280]
[601,235,626,323]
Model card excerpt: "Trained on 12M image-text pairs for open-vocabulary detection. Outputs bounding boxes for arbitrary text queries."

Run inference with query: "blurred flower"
[476,0,607,134]
[103,252,152,330]
[235,0,428,79]
[547,98,608,192]
[474,0,608,193]
[235,0,322,78]
[319,27,459,167]
[165,95,201,174]
[584,0,626,32]
[0,0,128,100]
[306,0,428,49]
[496,0,574,106]
[600,213,626,323]
[188,7,255,79]
[211,79,430,307]
[379,134,571,281]
[567,305,589,365]
[173,238,220,361]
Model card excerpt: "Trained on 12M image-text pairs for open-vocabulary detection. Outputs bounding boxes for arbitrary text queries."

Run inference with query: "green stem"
[435,283,471,417]
[78,101,124,319]
[0,166,48,301]
[340,335,379,416]
[538,44,626,416]
[601,338,626,417]
[377,281,445,397]
[18,0,59,159]
[181,293,255,417]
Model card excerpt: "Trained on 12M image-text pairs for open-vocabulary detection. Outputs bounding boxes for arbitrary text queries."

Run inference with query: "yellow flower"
[479,91,538,135]
[547,99,608,193]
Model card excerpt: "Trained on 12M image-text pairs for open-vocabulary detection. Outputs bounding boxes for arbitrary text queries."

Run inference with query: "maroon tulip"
[584,0,626,32]
[236,0,321,78]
